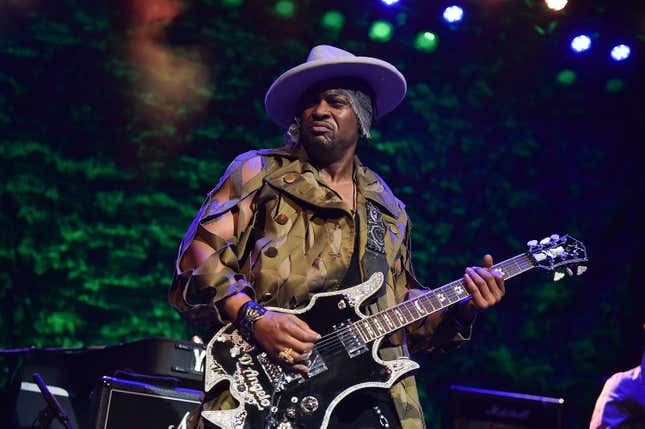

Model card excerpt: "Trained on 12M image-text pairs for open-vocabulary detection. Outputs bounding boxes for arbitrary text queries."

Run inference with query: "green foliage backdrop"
[1,0,643,427]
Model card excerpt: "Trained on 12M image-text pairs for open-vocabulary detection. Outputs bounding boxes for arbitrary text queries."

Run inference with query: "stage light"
[321,10,345,31]
[414,32,439,53]
[545,0,567,11]
[369,20,393,42]
[605,78,624,93]
[443,5,464,23]
[610,44,631,61]
[274,0,295,18]
[570,35,591,53]
[556,69,576,85]
[380,0,400,6]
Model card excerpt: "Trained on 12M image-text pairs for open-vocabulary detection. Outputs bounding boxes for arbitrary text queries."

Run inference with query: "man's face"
[298,88,360,164]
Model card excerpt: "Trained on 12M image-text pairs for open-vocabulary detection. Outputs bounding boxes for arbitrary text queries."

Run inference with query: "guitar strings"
[308,255,534,357]
[309,284,468,356]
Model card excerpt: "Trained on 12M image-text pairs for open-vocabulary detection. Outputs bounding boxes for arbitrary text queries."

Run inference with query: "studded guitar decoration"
[202,234,588,429]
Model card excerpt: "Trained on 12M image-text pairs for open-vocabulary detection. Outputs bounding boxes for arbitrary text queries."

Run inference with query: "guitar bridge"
[306,349,328,378]
[334,320,368,358]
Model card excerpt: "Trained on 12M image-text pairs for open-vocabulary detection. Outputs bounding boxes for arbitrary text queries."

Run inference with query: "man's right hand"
[253,311,321,374]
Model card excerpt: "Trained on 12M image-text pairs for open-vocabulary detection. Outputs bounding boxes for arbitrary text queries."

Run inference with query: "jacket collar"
[261,145,401,218]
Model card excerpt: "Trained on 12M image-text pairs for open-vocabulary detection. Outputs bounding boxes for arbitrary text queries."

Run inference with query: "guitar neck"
[352,253,535,342]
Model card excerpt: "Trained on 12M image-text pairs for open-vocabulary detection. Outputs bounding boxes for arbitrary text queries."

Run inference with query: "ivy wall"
[1,0,643,427]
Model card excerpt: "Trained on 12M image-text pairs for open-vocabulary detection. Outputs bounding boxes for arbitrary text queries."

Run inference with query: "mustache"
[307,121,334,130]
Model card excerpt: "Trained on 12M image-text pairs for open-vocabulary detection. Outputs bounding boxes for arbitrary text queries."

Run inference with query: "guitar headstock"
[527,234,588,281]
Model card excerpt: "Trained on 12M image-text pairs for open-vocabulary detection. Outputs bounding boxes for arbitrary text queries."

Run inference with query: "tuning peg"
[540,237,551,245]
[550,234,560,241]
[553,272,565,282]
[566,267,574,277]
[527,240,538,247]
[577,266,588,276]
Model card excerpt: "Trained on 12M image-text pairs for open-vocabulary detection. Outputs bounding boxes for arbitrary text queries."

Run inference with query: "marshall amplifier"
[450,385,564,429]
[89,376,202,429]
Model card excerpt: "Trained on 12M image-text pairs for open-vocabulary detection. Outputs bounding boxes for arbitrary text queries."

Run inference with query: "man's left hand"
[457,254,505,323]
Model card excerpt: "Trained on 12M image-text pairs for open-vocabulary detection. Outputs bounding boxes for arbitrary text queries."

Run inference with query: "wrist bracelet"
[235,301,267,342]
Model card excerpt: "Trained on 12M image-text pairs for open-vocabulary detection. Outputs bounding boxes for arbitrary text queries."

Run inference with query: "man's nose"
[311,100,331,118]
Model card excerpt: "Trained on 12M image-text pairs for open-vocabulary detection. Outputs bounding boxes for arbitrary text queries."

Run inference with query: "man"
[169,45,505,428]
[589,324,645,428]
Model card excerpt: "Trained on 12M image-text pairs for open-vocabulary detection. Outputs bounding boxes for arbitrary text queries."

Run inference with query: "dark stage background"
[1,0,644,427]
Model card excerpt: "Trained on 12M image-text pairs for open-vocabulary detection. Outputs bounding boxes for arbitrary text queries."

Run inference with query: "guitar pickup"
[334,320,368,358]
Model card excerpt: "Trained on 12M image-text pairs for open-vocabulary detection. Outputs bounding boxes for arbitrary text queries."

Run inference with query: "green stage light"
[321,10,345,31]
[556,69,576,85]
[414,31,439,53]
[274,0,295,18]
[369,20,393,42]
[221,0,244,6]
[605,78,624,93]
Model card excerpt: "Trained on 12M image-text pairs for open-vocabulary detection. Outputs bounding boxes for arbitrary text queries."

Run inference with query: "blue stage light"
[380,0,400,6]
[570,35,591,53]
[610,44,631,62]
[443,5,464,23]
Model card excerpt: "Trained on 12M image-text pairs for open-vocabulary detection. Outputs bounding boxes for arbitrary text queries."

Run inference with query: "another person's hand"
[253,311,320,374]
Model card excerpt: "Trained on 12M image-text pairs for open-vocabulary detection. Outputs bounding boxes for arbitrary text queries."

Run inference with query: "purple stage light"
[610,44,631,62]
[570,35,591,53]
[443,5,464,23]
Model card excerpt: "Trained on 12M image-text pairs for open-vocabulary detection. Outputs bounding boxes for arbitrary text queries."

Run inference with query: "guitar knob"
[540,237,551,245]
[550,234,560,241]
[286,407,297,419]
[300,396,319,415]
[527,240,538,247]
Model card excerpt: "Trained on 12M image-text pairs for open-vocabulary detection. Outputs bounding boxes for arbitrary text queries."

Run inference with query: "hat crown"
[306,45,355,63]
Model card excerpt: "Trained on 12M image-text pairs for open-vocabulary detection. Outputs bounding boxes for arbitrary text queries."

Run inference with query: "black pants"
[328,388,403,429]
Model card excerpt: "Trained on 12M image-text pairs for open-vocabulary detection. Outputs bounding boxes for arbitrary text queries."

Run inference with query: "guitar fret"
[349,251,552,344]
[420,295,436,312]
[355,320,369,342]
[399,301,415,322]
[428,293,442,310]
[406,301,421,319]
[382,311,396,330]
[372,317,386,335]
[419,296,434,313]
[413,299,425,315]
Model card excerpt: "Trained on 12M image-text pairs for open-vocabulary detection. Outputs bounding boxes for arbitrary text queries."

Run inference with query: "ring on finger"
[278,347,295,364]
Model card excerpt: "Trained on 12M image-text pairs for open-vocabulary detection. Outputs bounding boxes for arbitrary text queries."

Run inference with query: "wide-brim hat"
[265,45,407,129]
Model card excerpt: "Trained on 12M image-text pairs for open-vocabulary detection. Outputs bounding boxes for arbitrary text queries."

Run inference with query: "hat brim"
[265,57,407,129]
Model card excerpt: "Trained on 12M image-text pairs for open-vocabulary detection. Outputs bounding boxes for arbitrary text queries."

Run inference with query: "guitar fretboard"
[352,253,535,343]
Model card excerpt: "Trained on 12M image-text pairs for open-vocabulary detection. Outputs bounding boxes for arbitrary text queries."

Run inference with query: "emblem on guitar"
[202,234,588,429]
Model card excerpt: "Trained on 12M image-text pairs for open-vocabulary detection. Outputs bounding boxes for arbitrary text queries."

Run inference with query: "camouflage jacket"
[169,145,473,429]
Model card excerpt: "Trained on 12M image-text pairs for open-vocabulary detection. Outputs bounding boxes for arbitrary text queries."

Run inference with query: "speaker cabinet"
[89,376,202,429]
[450,385,564,429]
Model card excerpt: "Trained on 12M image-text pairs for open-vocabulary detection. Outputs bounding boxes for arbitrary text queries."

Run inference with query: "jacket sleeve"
[168,152,267,328]
[396,214,476,355]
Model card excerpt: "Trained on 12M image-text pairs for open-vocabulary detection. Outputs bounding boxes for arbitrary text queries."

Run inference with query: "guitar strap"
[362,200,409,391]
[362,200,389,290]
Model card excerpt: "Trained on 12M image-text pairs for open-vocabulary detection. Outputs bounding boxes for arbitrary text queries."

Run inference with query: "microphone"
[32,372,73,429]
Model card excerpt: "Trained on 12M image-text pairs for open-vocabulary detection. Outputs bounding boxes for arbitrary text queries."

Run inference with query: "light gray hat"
[264,45,407,129]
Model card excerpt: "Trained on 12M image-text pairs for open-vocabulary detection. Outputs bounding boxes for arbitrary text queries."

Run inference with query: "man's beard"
[300,131,345,165]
